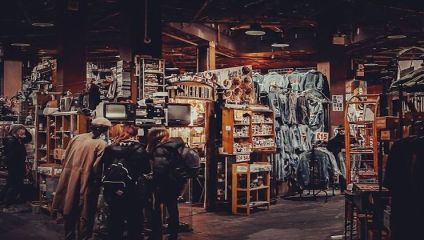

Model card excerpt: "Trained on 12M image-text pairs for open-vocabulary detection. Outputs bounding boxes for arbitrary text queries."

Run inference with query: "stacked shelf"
[232,163,271,215]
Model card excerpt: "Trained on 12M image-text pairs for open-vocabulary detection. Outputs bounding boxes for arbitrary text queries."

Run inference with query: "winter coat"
[150,137,185,191]
[3,130,32,182]
[52,133,107,217]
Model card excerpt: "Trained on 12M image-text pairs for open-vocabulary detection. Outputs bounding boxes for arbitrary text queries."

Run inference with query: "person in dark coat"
[102,125,151,240]
[0,124,32,207]
[147,127,185,240]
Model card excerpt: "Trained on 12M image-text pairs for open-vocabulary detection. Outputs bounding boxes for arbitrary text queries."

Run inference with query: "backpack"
[102,145,142,198]
[166,144,201,180]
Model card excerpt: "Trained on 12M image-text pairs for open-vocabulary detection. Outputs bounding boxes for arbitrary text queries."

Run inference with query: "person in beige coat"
[53,117,112,240]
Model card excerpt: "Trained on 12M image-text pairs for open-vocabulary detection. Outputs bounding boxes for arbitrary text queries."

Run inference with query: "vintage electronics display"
[136,57,166,103]
[166,97,211,204]
[166,103,191,127]
[96,102,136,122]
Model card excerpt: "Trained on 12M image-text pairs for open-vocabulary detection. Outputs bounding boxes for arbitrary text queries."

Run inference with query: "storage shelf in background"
[252,122,273,124]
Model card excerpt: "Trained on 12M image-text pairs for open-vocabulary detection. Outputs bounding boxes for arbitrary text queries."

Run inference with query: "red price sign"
[315,132,329,142]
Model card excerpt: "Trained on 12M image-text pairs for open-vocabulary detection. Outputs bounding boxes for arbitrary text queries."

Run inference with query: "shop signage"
[315,132,329,142]
[332,95,344,112]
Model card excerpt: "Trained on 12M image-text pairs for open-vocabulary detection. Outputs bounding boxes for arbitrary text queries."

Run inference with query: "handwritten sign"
[332,95,344,112]
[315,132,329,142]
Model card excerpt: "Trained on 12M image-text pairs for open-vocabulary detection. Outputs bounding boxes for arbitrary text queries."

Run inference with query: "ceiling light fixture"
[11,43,31,47]
[387,34,407,40]
[31,22,54,27]
[363,63,379,67]
[245,24,266,36]
[271,43,290,48]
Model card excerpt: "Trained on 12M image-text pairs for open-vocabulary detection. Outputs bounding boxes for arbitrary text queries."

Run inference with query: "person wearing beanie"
[0,124,32,208]
[53,117,111,240]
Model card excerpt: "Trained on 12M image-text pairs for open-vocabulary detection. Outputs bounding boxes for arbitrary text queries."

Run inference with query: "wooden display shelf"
[232,163,271,215]
[238,201,270,209]
[234,135,250,139]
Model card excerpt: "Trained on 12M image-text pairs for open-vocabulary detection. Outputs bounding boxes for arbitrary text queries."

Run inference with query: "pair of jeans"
[106,190,144,240]
[151,186,179,240]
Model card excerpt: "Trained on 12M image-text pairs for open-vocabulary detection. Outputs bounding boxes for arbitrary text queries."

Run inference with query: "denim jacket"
[263,72,289,92]
[297,149,332,190]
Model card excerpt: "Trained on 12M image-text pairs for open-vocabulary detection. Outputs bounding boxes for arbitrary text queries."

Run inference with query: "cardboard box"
[380,129,398,141]
[376,117,399,129]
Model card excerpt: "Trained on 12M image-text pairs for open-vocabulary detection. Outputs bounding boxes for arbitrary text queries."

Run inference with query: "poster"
[332,95,344,111]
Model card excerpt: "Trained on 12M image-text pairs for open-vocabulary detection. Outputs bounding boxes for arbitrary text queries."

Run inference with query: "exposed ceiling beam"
[192,0,214,22]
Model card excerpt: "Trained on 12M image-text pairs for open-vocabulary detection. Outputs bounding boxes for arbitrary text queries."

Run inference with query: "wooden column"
[119,0,162,102]
[198,41,216,72]
[56,0,88,94]
[3,60,22,97]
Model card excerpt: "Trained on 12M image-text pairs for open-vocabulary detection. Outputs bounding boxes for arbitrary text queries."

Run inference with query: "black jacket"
[150,137,185,186]
[3,130,32,181]
[102,140,151,185]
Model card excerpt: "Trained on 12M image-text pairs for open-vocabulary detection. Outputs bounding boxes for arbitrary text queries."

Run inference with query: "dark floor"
[0,194,345,240]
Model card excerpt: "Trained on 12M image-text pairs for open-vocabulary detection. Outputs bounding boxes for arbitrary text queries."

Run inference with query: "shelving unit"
[345,94,380,184]
[137,58,166,103]
[219,106,275,209]
[232,162,271,215]
[250,108,276,152]
[34,103,88,214]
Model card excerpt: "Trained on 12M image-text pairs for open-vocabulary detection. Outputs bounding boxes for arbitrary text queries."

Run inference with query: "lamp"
[245,24,266,36]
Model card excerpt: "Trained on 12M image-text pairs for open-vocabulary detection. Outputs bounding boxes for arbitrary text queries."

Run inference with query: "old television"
[97,102,136,121]
[166,103,191,126]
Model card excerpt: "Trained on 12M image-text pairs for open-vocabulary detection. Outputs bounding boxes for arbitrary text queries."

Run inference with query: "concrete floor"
[0,194,345,240]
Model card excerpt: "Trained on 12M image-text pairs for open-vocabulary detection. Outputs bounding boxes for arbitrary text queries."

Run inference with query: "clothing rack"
[268,86,331,103]
[298,144,335,202]
[268,66,317,74]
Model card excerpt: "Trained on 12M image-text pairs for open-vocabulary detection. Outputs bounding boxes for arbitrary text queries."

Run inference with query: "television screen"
[105,104,127,119]
[167,104,191,126]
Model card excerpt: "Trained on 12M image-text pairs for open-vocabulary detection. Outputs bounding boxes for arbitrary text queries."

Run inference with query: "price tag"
[315,132,329,142]
[236,154,250,163]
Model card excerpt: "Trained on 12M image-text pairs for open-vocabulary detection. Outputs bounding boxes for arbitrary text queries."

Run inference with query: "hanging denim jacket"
[287,72,305,92]
[281,124,292,154]
[298,124,312,152]
[296,95,309,124]
[263,72,289,92]
[267,92,282,125]
[296,149,332,190]
[308,99,324,131]
[278,93,290,124]
[287,92,298,125]
[290,125,302,152]
[300,71,331,97]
